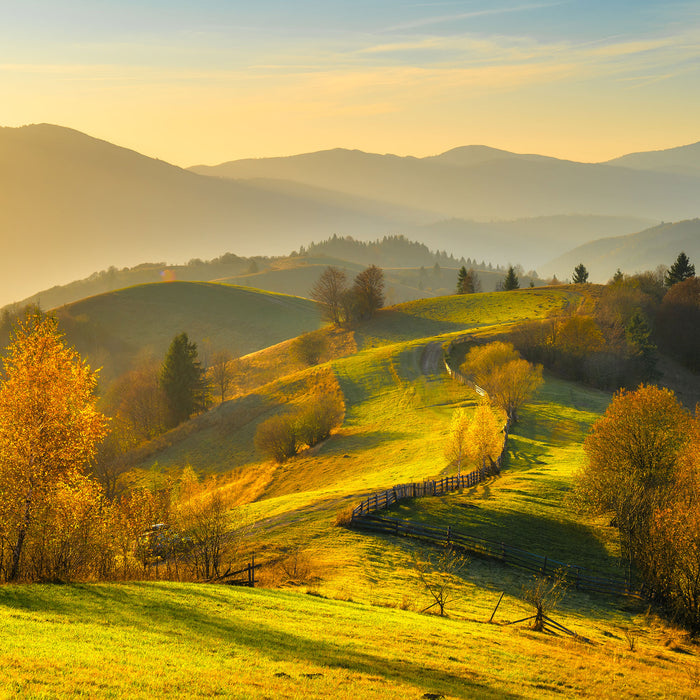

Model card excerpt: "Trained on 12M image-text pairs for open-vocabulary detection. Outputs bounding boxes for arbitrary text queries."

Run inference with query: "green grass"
[56,281,320,382]
[1,582,697,700]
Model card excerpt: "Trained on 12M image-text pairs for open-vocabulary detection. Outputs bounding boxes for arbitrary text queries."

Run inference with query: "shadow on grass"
[0,583,519,699]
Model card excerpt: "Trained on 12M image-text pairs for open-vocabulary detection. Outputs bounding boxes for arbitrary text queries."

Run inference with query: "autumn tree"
[254,413,299,463]
[290,330,328,367]
[664,251,695,288]
[467,402,505,470]
[0,313,108,581]
[310,266,349,325]
[656,277,700,371]
[461,342,543,424]
[577,385,692,566]
[295,393,345,448]
[572,263,589,284]
[160,333,210,428]
[445,408,470,477]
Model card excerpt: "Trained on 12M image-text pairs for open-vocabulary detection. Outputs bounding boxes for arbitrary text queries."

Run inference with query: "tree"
[461,342,543,424]
[456,266,480,294]
[208,349,237,403]
[352,265,385,320]
[160,333,210,428]
[466,402,505,470]
[577,385,691,564]
[290,330,328,367]
[0,313,108,581]
[501,266,519,291]
[310,266,348,325]
[656,277,700,371]
[254,413,298,463]
[445,408,470,477]
[295,394,345,448]
[572,263,589,284]
[625,310,657,379]
[665,251,695,288]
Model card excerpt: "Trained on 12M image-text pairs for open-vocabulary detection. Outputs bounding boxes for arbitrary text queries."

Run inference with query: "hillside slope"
[53,281,320,382]
[540,219,700,282]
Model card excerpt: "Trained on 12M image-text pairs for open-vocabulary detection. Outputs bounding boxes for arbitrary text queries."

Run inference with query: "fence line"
[352,514,641,598]
[351,464,498,520]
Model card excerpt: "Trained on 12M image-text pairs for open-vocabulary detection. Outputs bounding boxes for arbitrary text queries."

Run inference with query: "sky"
[1,0,699,166]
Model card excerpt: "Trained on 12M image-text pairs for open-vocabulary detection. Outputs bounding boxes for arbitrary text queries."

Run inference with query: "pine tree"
[160,333,210,428]
[665,252,695,288]
[456,266,468,294]
[501,266,519,291]
[572,263,589,284]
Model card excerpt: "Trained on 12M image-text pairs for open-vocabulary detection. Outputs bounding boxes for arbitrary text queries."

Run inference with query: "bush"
[296,394,344,447]
[254,414,299,463]
[290,331,328,366]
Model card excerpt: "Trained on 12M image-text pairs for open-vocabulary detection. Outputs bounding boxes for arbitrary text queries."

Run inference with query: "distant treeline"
[295,234,504,272]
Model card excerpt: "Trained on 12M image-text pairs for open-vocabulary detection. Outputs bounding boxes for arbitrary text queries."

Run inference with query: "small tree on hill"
[290,330,328,367]
[456,266,480,294]
[208,349,237,403]
[160,333,210,428]
[572,263,589,284]
[467,402,504,471]
[665,251,695,288]
[352,264,385,320]
[501,266,520,291]
[311,266,349,325]
[254,413,298,463]
[445,408,470,477]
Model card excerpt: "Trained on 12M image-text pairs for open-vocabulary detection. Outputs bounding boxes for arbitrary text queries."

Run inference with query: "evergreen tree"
[456,266,468,294]
[625,310,658,379]
[665,252,695,288]
[611,268,624,284]
[501,266,520,291]
[572,263,589,284]
[160,333,210,428]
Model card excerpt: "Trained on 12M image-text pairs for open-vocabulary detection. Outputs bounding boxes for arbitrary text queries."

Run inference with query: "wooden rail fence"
[352,514,640,598]
[351,465,498,520]
[208,555,260,587]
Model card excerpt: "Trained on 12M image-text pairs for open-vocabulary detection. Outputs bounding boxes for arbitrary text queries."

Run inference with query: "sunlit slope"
[356,286,584,347]
[55,281,320,381]
[3,582,697,700]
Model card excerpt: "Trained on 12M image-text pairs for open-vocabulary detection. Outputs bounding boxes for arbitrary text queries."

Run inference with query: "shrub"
[296,394,345,447]
[254,414,299,463]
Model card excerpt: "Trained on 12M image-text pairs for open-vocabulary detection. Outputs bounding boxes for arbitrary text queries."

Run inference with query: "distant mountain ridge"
[2,123,698,305]
[190,142,700,222]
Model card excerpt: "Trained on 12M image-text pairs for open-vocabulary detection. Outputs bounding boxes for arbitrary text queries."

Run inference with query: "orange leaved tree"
[0,313,108,581]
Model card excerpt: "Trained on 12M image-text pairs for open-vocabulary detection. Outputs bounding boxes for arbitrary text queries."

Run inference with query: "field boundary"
[351,464,499,519]
[351,514,641,598]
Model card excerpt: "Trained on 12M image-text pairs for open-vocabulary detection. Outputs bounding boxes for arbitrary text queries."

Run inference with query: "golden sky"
[2,1,699,165]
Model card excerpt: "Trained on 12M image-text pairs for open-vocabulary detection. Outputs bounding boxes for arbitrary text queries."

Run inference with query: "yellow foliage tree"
[467,402,505,470]
[445,408,470,477]
[0,313,108,581]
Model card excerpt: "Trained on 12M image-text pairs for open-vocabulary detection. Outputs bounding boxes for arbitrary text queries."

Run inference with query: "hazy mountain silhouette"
[540,219,700,283]
[605,141,700,177]
[191,144,700,222]
[0,125,429,305]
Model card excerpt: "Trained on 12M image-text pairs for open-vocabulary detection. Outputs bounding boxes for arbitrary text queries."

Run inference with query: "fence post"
[447,525,451,546]
[542,556,547,575]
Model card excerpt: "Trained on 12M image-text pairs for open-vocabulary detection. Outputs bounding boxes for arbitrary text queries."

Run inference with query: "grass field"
[4,285,698,698]
[1,581,697,699]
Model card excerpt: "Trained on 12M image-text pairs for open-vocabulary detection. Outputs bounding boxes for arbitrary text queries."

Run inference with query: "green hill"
[53,281,320,383]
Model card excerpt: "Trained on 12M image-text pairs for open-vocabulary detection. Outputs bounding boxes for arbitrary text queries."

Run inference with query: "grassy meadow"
[3,284,698,698]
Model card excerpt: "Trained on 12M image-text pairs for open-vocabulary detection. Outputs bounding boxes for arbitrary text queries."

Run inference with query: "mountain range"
[1,123,698,305]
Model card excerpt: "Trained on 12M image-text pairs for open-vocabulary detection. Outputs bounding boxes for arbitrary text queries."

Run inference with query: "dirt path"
[420,341,444,375]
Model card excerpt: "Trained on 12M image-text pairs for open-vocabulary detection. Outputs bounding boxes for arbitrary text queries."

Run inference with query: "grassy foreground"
[1,582,698,700]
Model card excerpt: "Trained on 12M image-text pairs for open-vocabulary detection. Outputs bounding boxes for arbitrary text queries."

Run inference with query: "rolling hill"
[540,219,700,282]
[52,281,321,383]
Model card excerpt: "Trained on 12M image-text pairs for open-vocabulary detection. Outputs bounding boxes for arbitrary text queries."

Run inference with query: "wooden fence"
[351,465,497,520]
[208,555,260,587]
[352,514,641,598]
